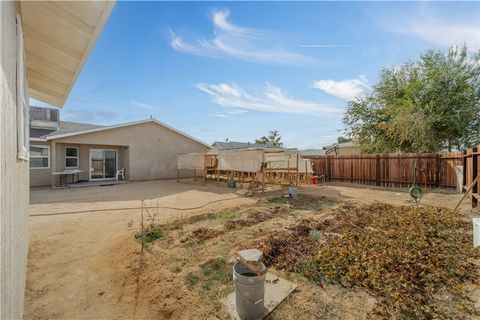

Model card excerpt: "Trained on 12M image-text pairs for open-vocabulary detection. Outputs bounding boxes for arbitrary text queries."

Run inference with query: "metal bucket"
[288,187,298,199]
[233,262,266,319]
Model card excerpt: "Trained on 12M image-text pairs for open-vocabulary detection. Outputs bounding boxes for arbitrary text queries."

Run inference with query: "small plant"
[145,225,164,242]
[217,210,241,221]
[184,272,201,287]
[308,229,321,242]
[145,200,159,229]
[267,196,290,205]
[135,200,164,243]
[134,224,164,243]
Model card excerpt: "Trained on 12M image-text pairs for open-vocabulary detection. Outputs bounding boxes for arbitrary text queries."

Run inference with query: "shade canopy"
[20,1,115,107]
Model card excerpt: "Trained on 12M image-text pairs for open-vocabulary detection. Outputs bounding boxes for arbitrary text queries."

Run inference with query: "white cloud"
[196,82,343,116]
[209,108,247,119]
[397,18,480,51]
[170,9,312,65]
[129,100,158,111]
[209,113,229,118]
[381,8,480,52]
[312,76,370,101]
[224,109,247,115]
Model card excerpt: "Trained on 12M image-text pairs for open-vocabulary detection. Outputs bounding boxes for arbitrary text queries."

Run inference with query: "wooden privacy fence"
[305,152,463,188]
[461,146,480,208]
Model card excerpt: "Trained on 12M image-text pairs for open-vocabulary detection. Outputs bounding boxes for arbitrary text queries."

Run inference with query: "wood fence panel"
[439,152,463,187]
[306,152,463,189]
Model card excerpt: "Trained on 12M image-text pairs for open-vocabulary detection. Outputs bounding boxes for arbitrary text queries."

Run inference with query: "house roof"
[30,121,104,139]
[20,1,115,107]
[212,141,278,150]
[30,118,211,148]
[323,142,359,150]
[300,149,326,156]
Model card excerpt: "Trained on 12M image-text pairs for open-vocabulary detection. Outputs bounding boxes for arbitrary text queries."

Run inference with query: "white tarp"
[264,151,313,173]
[264,151,299,169]
[298,159,314,173]
[177,153,205,170]
[217,149,264,173]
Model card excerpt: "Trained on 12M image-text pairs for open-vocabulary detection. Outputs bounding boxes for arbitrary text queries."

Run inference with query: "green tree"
[344,46,480,153]
[255,130,283,147]
[337,136,353,144]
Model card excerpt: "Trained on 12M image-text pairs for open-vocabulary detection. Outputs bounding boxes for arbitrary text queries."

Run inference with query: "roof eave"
[44,118,211,148]
[30,137,47,142]
[22,1,116,107]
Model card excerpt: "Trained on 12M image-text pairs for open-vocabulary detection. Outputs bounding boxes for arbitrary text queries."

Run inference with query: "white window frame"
[16,14,29,160]
[65,147,79,169]
[29,145,50,169]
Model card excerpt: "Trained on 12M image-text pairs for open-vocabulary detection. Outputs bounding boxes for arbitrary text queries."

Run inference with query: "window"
[30,145,49,169]
[16,14,29,160]
[65,147,79,168]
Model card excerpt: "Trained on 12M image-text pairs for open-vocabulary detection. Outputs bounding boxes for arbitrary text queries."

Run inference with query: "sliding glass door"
[104,150,117,179]
[90,149,117,180]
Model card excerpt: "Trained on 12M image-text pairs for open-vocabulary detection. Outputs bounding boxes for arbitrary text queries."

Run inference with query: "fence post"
[473,147,478,208]
[350,156,354,183]
[463,149,467,191]
[326,156,331,182]
[375,154,380,186]
[435,153,440,188]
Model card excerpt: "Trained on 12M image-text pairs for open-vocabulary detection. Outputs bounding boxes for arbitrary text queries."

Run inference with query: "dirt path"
[27,180,260,319]
[25,180,478,319]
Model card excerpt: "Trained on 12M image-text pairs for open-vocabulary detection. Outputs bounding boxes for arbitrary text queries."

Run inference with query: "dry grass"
[26,182,479,320]
[252,203,480,319]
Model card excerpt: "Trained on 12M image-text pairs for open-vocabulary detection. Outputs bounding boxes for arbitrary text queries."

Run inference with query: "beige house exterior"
[0,1,114,318]
[323,142,362,156]
[30,119,210,187]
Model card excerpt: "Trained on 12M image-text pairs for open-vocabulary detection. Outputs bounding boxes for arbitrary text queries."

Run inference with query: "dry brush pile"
[252,203,480,319]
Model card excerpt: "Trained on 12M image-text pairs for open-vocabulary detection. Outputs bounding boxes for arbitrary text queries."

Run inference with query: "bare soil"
[25,179,479,319]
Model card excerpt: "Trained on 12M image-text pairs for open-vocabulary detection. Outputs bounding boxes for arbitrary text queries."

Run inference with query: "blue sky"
[33,1,480,148]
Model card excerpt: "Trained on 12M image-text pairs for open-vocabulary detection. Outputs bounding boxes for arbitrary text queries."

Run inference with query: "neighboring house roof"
[212,141,277,150]
[30,128,56,139]
[20,1,115,106]
[30,118,211,148]
[323,142,359,150]
[30,121,104,139]
[300,149,326,156]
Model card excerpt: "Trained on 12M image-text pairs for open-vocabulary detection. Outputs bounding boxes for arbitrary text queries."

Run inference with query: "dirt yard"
[25,180,479,319]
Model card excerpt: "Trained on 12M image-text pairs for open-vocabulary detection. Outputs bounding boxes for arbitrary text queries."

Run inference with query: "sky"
[32,1,480,149]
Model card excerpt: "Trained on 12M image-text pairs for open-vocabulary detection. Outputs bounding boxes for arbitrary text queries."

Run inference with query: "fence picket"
[305,152,463,188]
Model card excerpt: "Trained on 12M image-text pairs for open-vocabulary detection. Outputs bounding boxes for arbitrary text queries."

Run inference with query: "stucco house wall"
[336,146,362,156]
[54,143,128,181]
[0,2,29,318]
[30,142,129,187]
[49,121,209,181]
